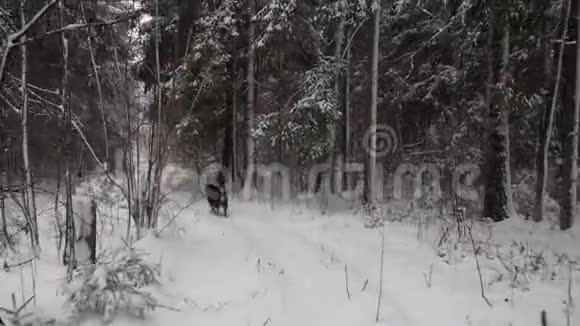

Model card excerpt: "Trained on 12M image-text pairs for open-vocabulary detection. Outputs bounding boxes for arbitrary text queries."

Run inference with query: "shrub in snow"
[0,306,57,326]
[511,170,559,222]
[512,180,534,218]
[0,203,27,256]
[494,242,578,289]
[363,204,384,228]
[78,174,124,208]
[64,248,160,324]
[435,217,494,265]
[380,200,412,222]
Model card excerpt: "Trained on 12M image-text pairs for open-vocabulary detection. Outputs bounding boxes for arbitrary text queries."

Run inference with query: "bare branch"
[13,0,58,41]
[0,0,59,83]
[10,14,142,48]
[7,73,60,95]
[0,93,21,114]
[82,2,110,165]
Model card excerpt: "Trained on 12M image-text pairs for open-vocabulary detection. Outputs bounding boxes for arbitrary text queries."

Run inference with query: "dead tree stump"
[63,194,97,267]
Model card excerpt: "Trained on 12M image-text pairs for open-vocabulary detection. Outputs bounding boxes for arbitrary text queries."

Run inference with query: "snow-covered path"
[122,200,578,326]
[2,196,578,326]
[136,203,395,326]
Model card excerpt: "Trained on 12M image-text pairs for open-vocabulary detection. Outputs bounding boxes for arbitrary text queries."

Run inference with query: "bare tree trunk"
[534,0,570,222]
[368,0,380,205]
[54,154,63,255]
[243,0,256,196]
[223,59,234,180]
[331,1,346,195]
[223,95,233,169]
[1,156,9,248]
[59,0,75,281]
[150,0,163,229]
[111,37,137,240]
[0,193,7,247]
[1,137,14,250]
[89,199,97,263]
[0,120,6,246]
[20,0,39,254]
[135,125,142,237]
[343,30,352,194]
[559,0,579,231]
[561,0,580,230]
[483,2,515,222]
[121,80,135,239]
[86,21,109,167]
[141,0,164,231]
[232,59,238,192]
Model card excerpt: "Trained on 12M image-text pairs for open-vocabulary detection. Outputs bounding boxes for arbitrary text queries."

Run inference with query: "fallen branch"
[3,257,34,271]
[361,279,368,292]
[467,221,492,307]
[13,295,33,316]
[436,223,449,248]
[0,294,34,318]
[423,264,433,288]
[154,303,181,312]
[344,264,351,300]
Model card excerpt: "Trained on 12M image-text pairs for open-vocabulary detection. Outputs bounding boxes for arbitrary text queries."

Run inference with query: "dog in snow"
[205,172,228,217]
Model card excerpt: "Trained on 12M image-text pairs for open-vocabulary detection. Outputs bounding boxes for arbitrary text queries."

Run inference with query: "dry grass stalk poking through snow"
[0,293,56,326]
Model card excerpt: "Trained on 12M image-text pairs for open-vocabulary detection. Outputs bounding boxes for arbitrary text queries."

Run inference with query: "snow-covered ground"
[1,188,579,326]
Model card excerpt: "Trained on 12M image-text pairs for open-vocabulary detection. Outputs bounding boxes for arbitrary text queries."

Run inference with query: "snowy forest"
[0,0,579,325]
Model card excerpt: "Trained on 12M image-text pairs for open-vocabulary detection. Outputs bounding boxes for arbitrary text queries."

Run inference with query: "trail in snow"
[123,200,579,326]
[224,210,417,326]
[135,203,396,326]
[2,194,579,326]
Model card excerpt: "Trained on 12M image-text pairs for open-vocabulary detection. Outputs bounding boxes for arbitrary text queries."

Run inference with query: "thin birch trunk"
[243,0,256,197]
[21,3,39,302]
[368,0,380,204]
[20,0,39,254]
[344,31,352,194]
[59,0,75,281]
[54,155,63,255]
[331,1,346,195]
[1,161,9,249]
[113,45,135,240]
[534,0,570,222]
[1,193,7,248]
[86,26,110,166]
[232,59,238,192]
[151,0,163,229]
